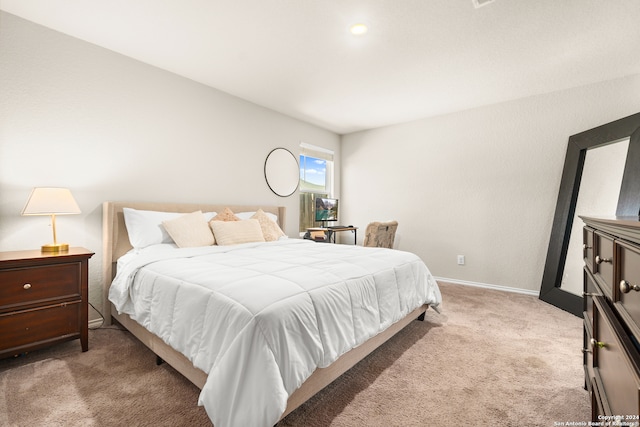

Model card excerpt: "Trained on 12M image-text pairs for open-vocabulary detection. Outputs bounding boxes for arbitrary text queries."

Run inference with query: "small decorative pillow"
[251,209,286,241]
[210,207,240,222]
[162,211,215,248]
[210,219,266,246]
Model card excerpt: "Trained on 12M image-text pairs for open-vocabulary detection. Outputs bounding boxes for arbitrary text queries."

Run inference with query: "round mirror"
[264,148,299,197]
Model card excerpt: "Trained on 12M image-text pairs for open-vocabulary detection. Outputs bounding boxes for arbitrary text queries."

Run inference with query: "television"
[315,197,338,222]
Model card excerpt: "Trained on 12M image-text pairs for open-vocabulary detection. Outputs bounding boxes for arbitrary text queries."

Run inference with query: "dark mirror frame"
[539,112,640,316]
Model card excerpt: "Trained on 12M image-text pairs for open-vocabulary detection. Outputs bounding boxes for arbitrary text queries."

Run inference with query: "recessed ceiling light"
[350,23,368,36]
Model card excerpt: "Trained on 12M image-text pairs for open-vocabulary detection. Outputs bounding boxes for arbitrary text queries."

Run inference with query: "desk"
[305,227,358,245]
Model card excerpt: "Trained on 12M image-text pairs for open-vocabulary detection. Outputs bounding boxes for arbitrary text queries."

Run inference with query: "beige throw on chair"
[363,221,398,249]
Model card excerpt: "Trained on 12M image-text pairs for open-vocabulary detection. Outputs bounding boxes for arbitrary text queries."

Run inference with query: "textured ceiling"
[2,0,640,134]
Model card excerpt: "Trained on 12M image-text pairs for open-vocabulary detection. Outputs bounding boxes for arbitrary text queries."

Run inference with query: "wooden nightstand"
[0,247,94,359]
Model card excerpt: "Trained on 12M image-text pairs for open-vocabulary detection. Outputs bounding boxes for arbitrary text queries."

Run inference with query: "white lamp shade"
[22,187,81,215]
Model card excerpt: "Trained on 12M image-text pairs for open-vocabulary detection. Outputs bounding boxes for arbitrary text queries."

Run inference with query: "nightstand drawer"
[0,302,81,355]
[0,263,81,311]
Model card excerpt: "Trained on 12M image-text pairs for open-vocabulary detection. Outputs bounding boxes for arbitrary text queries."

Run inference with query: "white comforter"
[109,239,441,427]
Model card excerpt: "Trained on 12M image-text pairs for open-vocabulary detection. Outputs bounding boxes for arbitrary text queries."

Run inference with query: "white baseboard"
[88,318,104,329]
[434,276,539,297]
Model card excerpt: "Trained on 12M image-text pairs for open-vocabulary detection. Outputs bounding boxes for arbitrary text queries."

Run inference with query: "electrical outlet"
[457,255,465,265]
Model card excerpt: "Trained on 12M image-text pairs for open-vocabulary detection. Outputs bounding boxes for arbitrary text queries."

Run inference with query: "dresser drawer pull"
[595,255,611,265]
[583,244,592,250]
[620,280,640,294]
[590,338,606,349]
[581,348,592,354]
[582,292,600,297]
[23,283,32,290]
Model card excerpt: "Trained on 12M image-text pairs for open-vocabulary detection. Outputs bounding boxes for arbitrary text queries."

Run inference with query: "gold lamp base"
[41,243,69,253]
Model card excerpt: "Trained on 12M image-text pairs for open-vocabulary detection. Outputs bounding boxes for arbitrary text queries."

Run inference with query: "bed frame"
[102,201,428,421]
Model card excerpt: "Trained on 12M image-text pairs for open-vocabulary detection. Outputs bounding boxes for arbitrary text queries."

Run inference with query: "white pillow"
[123,208,184,249]
[162,211,215,248]
[210,219,266,246]
[202,212,217,221]
[236,211,278,223]
[123,208,217,248]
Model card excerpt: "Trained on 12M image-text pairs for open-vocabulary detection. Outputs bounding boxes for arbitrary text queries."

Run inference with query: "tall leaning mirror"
[560,139,628,296]
[540,112,640,316]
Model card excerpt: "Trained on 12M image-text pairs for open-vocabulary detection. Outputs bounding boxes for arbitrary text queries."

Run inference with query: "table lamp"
[22,187,81,252]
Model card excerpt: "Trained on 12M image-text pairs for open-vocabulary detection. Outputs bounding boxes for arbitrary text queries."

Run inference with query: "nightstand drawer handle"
[620,280,640,294]
[595,255,611,265]
[23,283,32,290]
[590,338,606,349]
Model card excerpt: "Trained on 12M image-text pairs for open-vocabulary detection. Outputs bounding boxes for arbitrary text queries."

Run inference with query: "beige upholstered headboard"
[102,201,286,324]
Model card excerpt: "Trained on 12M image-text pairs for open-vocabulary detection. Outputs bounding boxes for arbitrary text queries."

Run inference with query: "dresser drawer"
[584,268,602,324]
[0,302,81,356]
[584,317,594,391]
[584,227,595,274]
[593,296,640,417]
[594,231,614,299]
[615,240,640,343]
[590,374,611,419]
[0,263,81,311]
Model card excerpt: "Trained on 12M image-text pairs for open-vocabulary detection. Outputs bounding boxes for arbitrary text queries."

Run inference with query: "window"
[299,143,334,232]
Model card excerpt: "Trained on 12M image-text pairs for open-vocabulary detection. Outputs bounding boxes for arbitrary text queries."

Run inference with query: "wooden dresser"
[0,247,94,359]
[581,216,640,420]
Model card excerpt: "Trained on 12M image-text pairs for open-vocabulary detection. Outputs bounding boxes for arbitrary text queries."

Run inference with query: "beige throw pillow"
[210,219,266,246]
[162,211,215,248]
[210,207,240,222]
[251,209,286,241]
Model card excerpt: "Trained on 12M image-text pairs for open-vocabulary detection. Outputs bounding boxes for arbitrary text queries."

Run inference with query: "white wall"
[0,12,340,318]
[341,74,640,293]
[3,11,640,311]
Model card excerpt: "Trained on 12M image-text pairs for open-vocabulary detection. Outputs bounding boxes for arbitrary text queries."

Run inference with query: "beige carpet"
[0,282,589,426]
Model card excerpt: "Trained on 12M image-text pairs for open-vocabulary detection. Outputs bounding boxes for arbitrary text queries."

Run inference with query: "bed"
[102,201,442,427]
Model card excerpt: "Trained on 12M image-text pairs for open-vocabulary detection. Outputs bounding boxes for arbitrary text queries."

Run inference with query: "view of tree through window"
[299,154,331,232]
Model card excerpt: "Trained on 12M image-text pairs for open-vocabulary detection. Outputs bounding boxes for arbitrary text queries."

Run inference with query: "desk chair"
[363,221,398,249]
